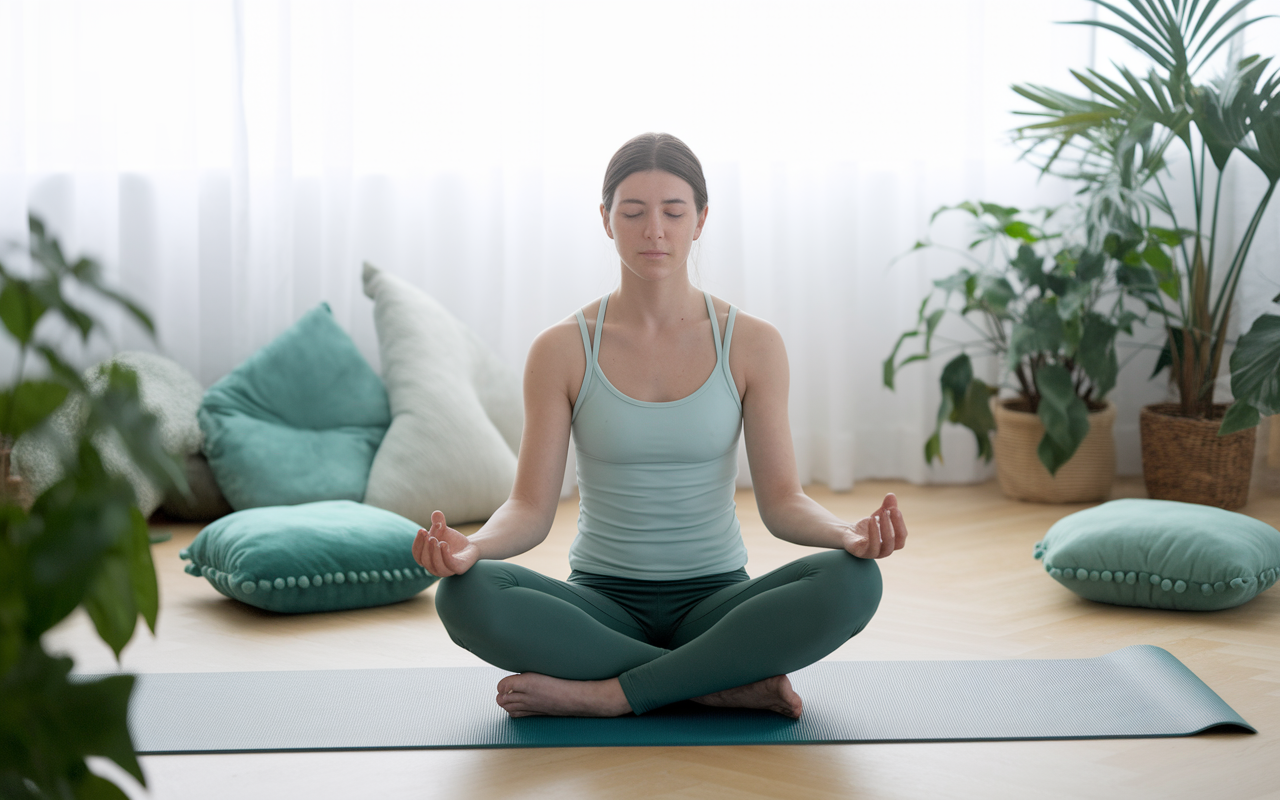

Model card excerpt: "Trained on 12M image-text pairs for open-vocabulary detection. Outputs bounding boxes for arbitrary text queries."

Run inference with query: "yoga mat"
[110,645,1252,753]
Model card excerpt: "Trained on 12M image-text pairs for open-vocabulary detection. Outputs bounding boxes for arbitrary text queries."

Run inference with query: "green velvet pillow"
[180,500,436,613]
[199,303,391,510]
[1034,498,1280,611]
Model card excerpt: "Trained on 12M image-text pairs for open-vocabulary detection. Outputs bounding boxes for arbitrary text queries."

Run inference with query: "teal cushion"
[199,303,390,510]
[179,500,436,613]
[1034,498,1280,611]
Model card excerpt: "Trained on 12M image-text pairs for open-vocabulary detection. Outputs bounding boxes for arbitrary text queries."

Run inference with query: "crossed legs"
[433,550,882,717]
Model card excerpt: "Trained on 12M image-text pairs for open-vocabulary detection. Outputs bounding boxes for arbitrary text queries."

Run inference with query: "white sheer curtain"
[5,0,1208,491]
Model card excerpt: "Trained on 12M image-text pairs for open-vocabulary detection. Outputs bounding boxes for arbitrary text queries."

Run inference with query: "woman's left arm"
[736,314,907,560]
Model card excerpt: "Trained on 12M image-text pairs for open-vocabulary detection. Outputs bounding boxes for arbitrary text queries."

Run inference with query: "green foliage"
[1,215,181,798]
[1220,313,1280,434]
[1014,0,1280,431]
[884,204,1136,474]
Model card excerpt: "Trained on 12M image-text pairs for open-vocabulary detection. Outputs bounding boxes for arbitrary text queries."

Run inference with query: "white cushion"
[361,263,523,525]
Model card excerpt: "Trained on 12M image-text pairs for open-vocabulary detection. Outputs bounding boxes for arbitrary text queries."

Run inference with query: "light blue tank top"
[569,291,748,581]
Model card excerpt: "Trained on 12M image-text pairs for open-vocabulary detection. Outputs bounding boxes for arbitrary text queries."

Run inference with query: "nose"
[644,209,664,241]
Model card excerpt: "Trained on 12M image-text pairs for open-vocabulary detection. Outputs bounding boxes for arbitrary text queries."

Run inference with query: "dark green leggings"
[434,549,882,714]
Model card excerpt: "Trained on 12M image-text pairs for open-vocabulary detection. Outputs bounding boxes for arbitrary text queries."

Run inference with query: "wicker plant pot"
[991,398,1116,503]
[1139,403,1255,510]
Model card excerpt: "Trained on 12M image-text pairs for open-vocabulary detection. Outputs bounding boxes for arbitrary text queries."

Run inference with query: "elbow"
[756,488,808,537]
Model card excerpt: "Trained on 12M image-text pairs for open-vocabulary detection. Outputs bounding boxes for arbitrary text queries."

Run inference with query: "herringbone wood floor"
[47,477,1280,800]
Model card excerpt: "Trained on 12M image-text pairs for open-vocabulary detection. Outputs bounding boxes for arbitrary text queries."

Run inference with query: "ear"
[600,203,614,240]
[692,205,708,241]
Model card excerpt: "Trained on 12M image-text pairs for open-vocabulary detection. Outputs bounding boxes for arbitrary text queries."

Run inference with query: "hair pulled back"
[602,133,708,214]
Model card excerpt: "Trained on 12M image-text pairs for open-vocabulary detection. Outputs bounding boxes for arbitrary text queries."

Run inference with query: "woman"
[413,132,906,719]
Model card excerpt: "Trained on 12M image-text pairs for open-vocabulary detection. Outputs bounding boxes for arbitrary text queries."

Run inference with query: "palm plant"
[1014,0,1280,434]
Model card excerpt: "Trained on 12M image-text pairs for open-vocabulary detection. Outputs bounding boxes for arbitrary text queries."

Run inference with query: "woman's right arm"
[414,321,581,577]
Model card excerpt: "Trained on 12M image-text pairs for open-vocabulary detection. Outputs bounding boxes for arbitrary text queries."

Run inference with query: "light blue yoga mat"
[114,645,1252,753]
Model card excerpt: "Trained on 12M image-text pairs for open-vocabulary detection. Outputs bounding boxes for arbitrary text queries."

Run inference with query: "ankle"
[595,678,633,716]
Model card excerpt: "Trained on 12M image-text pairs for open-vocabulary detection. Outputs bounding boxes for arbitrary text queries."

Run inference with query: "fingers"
[890,505,908,550]
[413,528,429,567]
[416,511,453,577]
[852,496,908,560]
[873,504,906,557]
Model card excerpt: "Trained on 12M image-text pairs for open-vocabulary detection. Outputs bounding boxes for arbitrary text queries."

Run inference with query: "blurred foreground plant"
[0,216,185,799]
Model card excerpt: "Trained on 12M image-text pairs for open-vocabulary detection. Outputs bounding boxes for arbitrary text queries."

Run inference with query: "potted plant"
[1013,0,1280,509]
[0,216,184,798]
[884,201,1142,502]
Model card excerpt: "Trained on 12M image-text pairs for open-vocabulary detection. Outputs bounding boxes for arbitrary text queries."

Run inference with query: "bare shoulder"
[525,313,589,407]
[708,297,788,400]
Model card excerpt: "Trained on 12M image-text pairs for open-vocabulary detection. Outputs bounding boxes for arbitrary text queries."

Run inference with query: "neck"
[613,264,703,330]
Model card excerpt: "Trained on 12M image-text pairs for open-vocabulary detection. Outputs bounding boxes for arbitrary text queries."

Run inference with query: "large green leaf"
[126,507,158,635]
[0,281,48,346]
[953,378,998,462]
[0,506,24,674]
[1221,313,1280,434]
[22,446,137,639]
[975,274,1015,318]
[1008,298,1065,368]
[1239,67,1280,183]
[1078,312,1120,398]
[925,353,972,465]
[1195,57,1266,170]
[86,365,186,497]
[940,351,974,400]
[1075,250,1106,282]
[1010,244,1048,291]
[25,273,94,343]
[1035,364,1091,475]
[0,381,70,440]
[0,645,143,792]
[81,546,138,660]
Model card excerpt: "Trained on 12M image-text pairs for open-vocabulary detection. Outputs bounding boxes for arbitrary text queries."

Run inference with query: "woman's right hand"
[413,510,480,577]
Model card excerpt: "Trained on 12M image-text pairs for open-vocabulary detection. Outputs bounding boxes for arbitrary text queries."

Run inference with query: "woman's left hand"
[842,493,907,559]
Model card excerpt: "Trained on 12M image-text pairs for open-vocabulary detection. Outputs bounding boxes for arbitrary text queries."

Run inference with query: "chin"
[624,261,686,282]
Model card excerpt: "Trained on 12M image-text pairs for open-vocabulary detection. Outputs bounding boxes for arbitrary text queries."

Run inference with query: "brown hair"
[601,133,708,214]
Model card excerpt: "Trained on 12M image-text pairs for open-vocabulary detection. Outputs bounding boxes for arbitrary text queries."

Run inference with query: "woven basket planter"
[1139,403,1255,510]
[991,398,1116,503]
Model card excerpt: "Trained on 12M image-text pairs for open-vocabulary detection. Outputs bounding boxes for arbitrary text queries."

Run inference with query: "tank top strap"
[721,305,742,410]
[703,291,723,362]
[592,293,609,362]
[572,306,595,422]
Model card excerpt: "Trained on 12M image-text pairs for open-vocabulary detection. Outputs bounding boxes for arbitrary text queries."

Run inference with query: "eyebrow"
[619,198,687,206]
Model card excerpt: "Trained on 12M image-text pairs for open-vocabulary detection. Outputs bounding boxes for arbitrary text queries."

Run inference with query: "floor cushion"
[13,350,210,517]
[1034,498,1280,611]
[199,303,391,510]
[179,500,436,613]
[361,263,523,525]
[162,452,234,521]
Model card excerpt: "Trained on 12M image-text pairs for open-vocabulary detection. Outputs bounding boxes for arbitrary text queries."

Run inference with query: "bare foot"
[692,675,803,719]
[496,673,633,718]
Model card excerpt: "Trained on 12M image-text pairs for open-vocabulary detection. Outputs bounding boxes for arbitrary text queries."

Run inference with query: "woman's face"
[600,170,707,284]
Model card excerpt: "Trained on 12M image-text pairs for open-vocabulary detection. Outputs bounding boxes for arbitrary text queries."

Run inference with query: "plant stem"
[1154,176,1193,325]
[1206,179,1278,406]
[1206,165,1225,296]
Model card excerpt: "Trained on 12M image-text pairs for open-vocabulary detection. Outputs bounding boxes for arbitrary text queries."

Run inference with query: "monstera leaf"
[1221,314,1280,435]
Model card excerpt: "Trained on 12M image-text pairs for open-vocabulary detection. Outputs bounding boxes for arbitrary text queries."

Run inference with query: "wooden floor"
[47,477,1280,800]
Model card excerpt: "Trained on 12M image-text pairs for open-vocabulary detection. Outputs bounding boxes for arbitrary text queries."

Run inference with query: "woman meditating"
[413,132,906,719]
